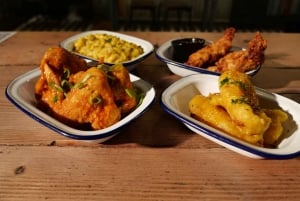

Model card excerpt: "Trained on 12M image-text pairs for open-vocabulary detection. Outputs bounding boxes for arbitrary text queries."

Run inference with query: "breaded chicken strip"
[208,32,267,73]
[185,27,235,67]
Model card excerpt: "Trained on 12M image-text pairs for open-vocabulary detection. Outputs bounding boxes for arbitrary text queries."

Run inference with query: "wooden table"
[0,31,300,201]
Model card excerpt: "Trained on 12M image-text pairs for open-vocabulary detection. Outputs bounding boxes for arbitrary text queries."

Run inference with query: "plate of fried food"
[160,69,300,159]
[60,30,154,71]
[6,47,155,142]
[156,27,266,76]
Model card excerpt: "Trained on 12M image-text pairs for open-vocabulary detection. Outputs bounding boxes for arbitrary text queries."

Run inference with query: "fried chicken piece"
[60,67,121,129]
[185,27,235,67]
[35,47,126,130]
[210,32,267,73]
[35,47,88,101]
[107,64,138,115]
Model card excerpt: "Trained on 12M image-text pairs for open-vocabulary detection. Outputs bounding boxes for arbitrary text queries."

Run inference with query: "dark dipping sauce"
[171,38,205,63]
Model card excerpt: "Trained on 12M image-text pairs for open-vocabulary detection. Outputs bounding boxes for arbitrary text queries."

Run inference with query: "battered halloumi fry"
[262,109,288,147]
[216,70,271,144]
[189,94,266,145]
[189,70,288,147]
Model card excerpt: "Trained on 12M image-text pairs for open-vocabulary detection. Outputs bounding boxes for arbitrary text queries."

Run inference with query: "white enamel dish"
[6,68,155,143]
[60,30,154,71]
[160,74,300,159]
[155,39,261,77]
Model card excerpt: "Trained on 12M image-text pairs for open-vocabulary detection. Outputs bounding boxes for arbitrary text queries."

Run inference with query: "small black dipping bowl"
[171,38,205,63]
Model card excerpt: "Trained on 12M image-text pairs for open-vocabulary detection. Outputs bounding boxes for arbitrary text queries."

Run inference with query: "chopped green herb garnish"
[89,96,102,105]
[236,81,247,90]
[220,77,247,91]
[125,88,137,98]
[61,80,73,91]
[137,92,145,107]
[74,74,92,89]
[63,68,70,79]
[52,94,59,102]
[231,97,249,104]
[220,77,230,87]
[49,82,64,93]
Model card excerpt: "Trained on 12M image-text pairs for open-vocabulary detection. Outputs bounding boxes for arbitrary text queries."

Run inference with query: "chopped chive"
[74,82,84,89]
[81,74,92,83]
[49,82,64,93]
[137,92,145,106]
[74,74,92,89]
[231,97,249,104]
[89,96,102,105]
[52,94,59,102]
[220,77,230,87]
[61,80,73,90]
[125,88,136,98]
[63,68,70,79]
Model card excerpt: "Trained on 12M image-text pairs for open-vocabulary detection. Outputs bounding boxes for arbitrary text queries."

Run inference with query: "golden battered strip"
[185,27,235,67]
[212,32,267,73]
[189,94,265,146]
[217,70,271,139]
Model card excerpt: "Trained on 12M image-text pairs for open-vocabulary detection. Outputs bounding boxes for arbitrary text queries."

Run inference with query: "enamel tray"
[60,30,154,71]
[160,73,300,159]
[156,39,261,77]
[6,68,155,143]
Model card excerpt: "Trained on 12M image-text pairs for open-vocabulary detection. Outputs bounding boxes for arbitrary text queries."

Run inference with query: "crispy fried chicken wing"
[185,27,235,67]
[208,32,267,73]
[59,67,121,129]
[35,47,137,130]
[107,64,138,115]
[35,47,89,101]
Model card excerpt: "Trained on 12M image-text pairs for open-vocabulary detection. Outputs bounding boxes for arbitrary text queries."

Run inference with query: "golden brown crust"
[185,27,236,67]
[35,47,137,130]
[213,32,267,73]
[189,70,287,147]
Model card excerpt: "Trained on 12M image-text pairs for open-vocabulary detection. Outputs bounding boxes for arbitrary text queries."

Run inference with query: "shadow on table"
[106,103,194,147]
[253,65,300,92]
[104,75,195,147]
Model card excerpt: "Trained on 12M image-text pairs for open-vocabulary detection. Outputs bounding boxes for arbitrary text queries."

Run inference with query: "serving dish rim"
[5,68,156,141]
[59,30,154,68]
[155,38,261,76]
[160,73,300,159]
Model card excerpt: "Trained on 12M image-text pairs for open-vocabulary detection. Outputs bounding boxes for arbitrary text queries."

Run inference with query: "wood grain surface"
[0,31,300,201]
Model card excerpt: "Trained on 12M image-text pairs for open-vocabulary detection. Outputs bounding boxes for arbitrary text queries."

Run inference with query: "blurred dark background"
[1,0,300,32]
